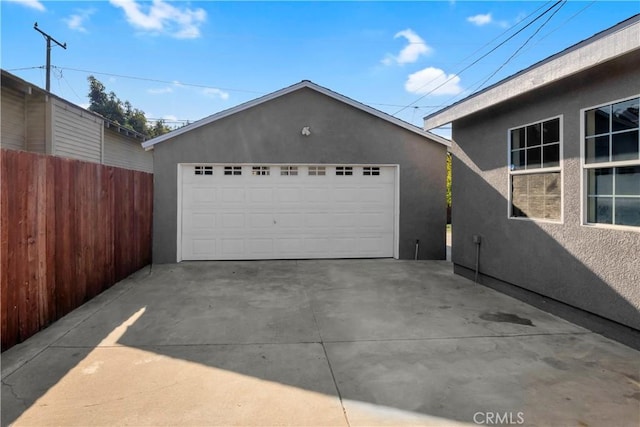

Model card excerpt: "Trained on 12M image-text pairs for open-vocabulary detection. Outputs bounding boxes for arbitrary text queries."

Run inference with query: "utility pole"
[33,22,66,92]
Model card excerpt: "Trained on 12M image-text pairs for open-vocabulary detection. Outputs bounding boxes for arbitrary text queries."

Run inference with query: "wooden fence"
[1,149,153,351]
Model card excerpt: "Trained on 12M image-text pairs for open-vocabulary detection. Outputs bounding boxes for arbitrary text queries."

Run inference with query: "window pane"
[543,119,560,144]
[545,196,561,220]
[511,149,525,170]
[587,196,612,224]
[585,106,610,136]
[616,166,640,196]
[612,131,639,162]
[511,173,560,220]
[615,198,640,226]
[511,175,528,217]
[612,98,639,132]
[588,168,613,195]
[526,123,541,147]
[542,144,560,168]
[526,147,541,169]
[545,173,561,196]
[585,135,609,164]
[511,128,525,149]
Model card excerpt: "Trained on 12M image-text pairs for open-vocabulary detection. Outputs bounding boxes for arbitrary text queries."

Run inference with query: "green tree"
[87,75,172,138]
[147,119,172,138]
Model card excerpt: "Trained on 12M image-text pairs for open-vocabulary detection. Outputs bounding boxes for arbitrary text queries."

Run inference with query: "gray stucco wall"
[451,51,640,330]
[152,87,447,263]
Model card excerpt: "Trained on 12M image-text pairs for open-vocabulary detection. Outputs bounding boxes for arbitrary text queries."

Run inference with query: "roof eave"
[423,16,640,130]
[142,80,451,150]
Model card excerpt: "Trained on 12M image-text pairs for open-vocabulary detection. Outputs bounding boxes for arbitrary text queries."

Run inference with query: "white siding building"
[1,70,152,173]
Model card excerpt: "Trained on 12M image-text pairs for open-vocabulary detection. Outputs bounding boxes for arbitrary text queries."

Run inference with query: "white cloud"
[163,115,177,122]
[405,67,463,96]
[202,88,229,100]
[467,13,492,26]
[382,29,432,66]
[147,86,174,95]
[64,9,95,33]
[109,0,207,39]
[6,0,45,11]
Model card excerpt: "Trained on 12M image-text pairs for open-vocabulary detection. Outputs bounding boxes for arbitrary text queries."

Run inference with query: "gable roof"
[423,14,640,130]
[142,80,451,150]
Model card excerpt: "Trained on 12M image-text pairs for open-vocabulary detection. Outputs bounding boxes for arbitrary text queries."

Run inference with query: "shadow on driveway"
[2,260,639,426]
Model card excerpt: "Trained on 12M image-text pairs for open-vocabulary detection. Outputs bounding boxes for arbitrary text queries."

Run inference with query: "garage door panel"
[222,239,244,256]
[191,213,216,229]
[249,213,275,228]
[278,213,305,228]
[248,238,274,255]
[222,188,245,202]
[305,188,330,203]
[334,188,360,202]
[181,164,396,260]
[276,187,304,203]
[191,239,216,256]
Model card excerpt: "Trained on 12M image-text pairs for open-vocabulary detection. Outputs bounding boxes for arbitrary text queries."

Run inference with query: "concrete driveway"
[2,260,638,426]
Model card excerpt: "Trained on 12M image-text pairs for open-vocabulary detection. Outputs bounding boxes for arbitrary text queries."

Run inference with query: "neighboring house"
[1,69,152,173]
[424,15,639,344]
[143,80,450,263]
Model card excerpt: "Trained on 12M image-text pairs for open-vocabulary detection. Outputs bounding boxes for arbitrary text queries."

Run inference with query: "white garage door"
[179,164,396,260]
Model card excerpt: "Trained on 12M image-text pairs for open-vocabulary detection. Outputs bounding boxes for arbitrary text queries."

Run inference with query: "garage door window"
[194,166,213,175]
[364,167,380,176]
[224,166,242,176]
[336,166,353,176]
[280,166,298,176]
[308,166,326,176]
[252,166,270,176]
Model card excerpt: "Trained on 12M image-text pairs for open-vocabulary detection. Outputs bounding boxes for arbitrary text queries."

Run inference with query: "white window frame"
[507,115,564,223]
[580,94,640,231]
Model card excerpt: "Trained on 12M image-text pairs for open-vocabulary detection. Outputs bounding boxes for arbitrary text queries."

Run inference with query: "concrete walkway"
[2,260,638,426]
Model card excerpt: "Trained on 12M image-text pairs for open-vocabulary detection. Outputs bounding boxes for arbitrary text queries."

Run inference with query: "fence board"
[1,149,152,351]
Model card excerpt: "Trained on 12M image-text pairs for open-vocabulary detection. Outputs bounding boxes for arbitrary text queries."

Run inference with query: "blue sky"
[2,1,638,137]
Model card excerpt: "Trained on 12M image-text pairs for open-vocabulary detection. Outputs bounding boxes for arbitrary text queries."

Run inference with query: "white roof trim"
[142,80,450,150]
[424,15,640,130]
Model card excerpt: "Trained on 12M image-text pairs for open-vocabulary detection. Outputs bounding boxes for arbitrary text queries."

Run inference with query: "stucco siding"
[52,98,102,163]
[451,51,640,330]
[153,87,447,263]
[104,129,153,173]
[0,86,25,150]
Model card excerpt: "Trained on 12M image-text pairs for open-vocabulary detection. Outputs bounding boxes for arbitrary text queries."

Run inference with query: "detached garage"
[143,81,449,262]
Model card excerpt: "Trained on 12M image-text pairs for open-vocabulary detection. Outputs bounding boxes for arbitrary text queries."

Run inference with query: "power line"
[391,1,553,112]
[6,66,45,72]
[420,1,595,118]
[392,0,564,116]
[52,66,265,95]
[471,0,567,94]
[510,0,596,62]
